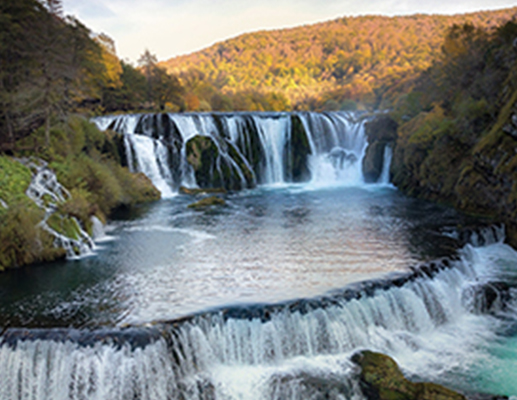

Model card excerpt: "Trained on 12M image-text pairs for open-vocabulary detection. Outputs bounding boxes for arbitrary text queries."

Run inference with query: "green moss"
[0,157,33,208]
[352,351,466,400]
[0,116,160,270]
[47,214,81,240]
[180,186,227,195]
[0,199,64,270]
[186,135,220,188]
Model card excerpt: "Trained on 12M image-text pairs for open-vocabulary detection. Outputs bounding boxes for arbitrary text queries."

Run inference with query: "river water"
[1,112,517,399]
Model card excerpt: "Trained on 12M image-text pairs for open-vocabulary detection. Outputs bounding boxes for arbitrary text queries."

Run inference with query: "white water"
[21,158,94,259]
[2,227,516,399]
[377,145,393,185]
[94,112,381,194]
[253,116,290,185]
[124,134,175,198]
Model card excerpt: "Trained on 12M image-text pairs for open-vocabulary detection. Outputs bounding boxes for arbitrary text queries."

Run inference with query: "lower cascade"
[1,226,516,399]
[93,111,390,196]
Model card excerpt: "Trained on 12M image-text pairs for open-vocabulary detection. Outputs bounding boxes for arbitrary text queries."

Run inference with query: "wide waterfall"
[2,226,516,399]
[93,112,387,196]
[2,112,517,400]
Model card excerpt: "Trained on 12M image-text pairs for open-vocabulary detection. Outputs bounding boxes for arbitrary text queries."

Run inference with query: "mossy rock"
[188,195,225,209]
[352,351,466,400]
[47,213,82,240]
[186,135,255,190]
[186,135,221,188]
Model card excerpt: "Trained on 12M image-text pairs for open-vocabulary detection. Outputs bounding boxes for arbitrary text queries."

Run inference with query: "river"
[1,112,516,399]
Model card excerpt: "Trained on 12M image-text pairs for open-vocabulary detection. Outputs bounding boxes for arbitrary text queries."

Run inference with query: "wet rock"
[365,115,398,142]
[363,115,398,183]
[363,141,388,183]
[187,196,225,209]
[462,282,512,315]
[284,115,312,182]
[179,186,227,195]
[352,350,466,400]
[186,135,254,190]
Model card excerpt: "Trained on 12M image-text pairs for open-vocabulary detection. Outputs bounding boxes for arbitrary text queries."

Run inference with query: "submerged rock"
[352,350,466,400]
[187,195,225,209]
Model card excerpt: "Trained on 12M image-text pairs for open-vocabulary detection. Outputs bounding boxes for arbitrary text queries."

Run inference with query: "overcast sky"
[62,0,517,63]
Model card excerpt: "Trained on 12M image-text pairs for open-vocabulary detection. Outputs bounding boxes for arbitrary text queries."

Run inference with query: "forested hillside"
[161,7,517,111]
[367,19,517,245]
[0,0,184,150]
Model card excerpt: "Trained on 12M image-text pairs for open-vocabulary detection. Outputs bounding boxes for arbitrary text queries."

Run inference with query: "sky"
[62,0,517,63]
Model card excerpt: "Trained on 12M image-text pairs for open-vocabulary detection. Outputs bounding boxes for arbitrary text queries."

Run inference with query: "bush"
[0,199,64,271]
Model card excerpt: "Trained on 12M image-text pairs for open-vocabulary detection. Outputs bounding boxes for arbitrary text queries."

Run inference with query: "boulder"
[187,195,225,209]
[186,135,255,190]
[284,115,312,182]
[362,141,387,183]
[351,350,466,400]
[180,186,227,195]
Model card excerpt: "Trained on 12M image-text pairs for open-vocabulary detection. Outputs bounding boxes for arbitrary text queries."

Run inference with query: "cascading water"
[3,113,517,399]
[2,226,516,399]
[93,112,380,194]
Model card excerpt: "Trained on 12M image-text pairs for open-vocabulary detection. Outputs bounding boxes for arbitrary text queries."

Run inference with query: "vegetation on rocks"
[375,19,517,247]
[186,135,255,191]
[187,195,226,210]
[352,350,467,400]
[0,116,160,270]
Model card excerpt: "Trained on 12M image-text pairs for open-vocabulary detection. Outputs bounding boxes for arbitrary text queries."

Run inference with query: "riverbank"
[0,116,160,271]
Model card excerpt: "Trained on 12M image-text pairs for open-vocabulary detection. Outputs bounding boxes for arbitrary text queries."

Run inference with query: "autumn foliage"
[161,7,517,111]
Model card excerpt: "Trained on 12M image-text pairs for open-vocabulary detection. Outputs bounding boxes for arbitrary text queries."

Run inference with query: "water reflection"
[0,186,480,328]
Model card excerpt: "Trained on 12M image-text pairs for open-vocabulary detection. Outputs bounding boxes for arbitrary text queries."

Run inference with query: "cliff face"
[365,93,517,248]
[364,19,517,248]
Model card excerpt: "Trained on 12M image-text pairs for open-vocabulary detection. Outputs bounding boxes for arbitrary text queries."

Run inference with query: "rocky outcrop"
[363,115,398,183]
[187,195,226,209]
[22,158,94,258]
[352,350,466,400]
[388,92,517,249]
[352,351,508,400]
[186,135,255,191]
[284,115,312,182]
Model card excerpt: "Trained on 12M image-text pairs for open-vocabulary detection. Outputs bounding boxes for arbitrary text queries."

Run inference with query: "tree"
[137,49,184,110]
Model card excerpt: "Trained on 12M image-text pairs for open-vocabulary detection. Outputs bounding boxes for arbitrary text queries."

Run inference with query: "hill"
[161,7,517,110]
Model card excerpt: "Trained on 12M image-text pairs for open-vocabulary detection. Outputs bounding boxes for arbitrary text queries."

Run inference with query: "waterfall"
[124,134,176,198]
[377,145,393,185]
[1,226,513,399]
[94,112,383,194]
